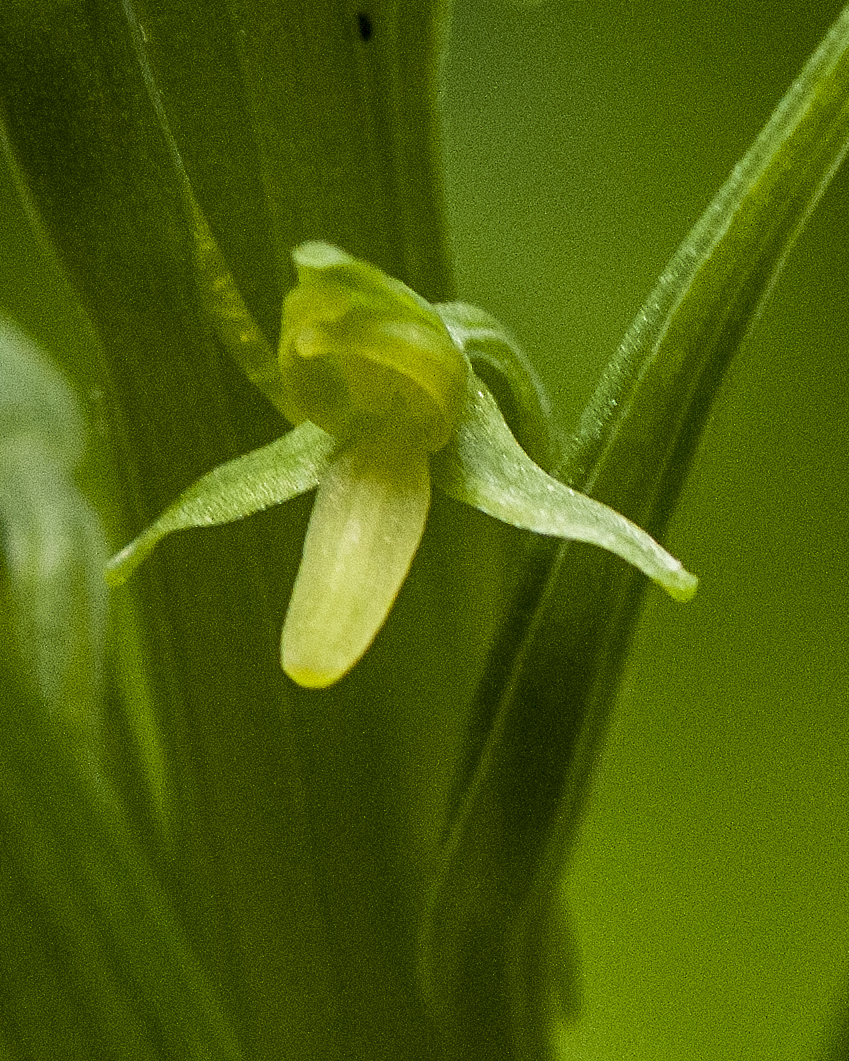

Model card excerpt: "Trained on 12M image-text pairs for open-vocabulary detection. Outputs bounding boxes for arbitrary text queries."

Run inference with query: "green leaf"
[421,6,849,1058]
[0,665,243,1061]
[130,0,454,306]
[0,317,237,1059]
[0,2,461,1058]
[820,989,849,1061]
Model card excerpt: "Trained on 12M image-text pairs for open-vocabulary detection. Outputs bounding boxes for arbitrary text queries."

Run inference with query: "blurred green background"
[2,0,848,1058]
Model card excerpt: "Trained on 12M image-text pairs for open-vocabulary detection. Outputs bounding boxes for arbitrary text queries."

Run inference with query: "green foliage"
[1,1,848,1059]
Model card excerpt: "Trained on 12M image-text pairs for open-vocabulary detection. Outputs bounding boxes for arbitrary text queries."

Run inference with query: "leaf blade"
[423,7,849,1058]
[0,315,108,764]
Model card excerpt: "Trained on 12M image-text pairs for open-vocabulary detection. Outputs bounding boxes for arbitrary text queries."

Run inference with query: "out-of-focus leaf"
[0,314,107,766]
[0,664,243,1060]
[421,6,849,1058]
[0,312,234,1056]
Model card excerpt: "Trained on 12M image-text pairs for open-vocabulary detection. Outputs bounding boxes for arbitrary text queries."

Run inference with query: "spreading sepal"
[106,422,335,586]
[432,377,698,602]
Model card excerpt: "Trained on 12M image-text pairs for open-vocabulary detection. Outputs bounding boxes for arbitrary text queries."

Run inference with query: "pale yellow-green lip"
[280,438,431,688]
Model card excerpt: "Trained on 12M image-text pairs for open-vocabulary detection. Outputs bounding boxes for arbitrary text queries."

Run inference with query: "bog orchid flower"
[107,242,696,688]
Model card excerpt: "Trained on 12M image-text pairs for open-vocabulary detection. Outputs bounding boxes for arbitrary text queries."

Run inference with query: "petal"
[432,377,698,602]
[106,422,335,585]
[435,301,560,471]
[281,437,430,688]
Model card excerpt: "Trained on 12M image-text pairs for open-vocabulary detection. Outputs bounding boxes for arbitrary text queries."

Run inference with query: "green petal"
[281,437,430,688]
[106,422,335,586]
[435,301,561,472]
[432,377,698,602]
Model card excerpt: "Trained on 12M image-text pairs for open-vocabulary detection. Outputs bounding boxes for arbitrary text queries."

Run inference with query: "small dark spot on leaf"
[357,11,374,41]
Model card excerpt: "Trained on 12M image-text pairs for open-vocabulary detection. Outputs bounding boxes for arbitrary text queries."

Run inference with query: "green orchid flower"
[106,241,696,688]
